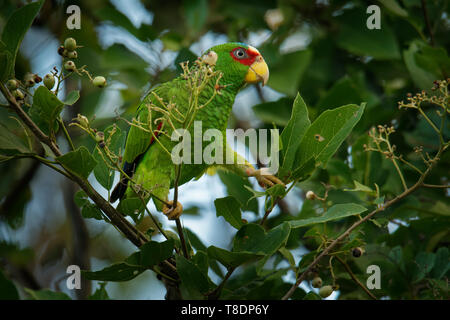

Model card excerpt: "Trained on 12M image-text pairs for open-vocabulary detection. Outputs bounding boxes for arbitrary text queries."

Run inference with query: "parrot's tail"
[110,177,128,203]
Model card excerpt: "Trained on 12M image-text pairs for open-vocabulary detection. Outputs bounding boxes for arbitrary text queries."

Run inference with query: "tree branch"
[282,146,445,300]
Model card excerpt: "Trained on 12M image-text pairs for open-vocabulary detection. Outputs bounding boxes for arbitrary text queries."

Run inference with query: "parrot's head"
[202,42,269,88]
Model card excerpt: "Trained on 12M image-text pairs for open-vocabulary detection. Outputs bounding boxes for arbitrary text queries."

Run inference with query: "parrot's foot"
[162,200,183,220]
[246,167,286,188]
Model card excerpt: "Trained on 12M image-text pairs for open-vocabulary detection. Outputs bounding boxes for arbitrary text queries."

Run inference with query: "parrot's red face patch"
[230,46,260,66]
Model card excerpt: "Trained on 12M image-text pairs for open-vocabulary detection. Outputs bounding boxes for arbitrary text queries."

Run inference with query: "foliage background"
[0,0,448,300]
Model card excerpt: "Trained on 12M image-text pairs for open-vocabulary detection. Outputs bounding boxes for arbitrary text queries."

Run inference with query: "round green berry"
[67,51,78,59]
[93,76,107,88]
[64,60,76,72]
[13,89,25,100]
[64,37,77,51]
[311,277,323,289]
[43,74,55,90]
[6,79,18,90]
[319,285,333,298]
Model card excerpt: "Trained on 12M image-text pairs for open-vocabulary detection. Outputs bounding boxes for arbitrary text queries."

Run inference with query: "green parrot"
[110,42,284,220]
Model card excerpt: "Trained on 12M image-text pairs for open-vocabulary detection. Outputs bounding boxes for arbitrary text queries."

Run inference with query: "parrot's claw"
[162,200,183,220]
[246,168,286,189]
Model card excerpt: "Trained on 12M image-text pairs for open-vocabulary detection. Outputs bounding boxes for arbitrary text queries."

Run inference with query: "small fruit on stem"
[64,37,77,51]
[6,79,18,90]
[95,131,105,143]
[306,190,316,200]
[64,60,76,72]
[43,74,55,89]
[311,277,323,288]
[319,285,334,298]
[93,76,107,88]
[13,89,25,100]
[67,51,78,59]
[24,73,35,87]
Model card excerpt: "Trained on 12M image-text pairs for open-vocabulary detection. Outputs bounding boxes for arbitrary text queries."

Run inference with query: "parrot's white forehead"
[248,45,260,55]
[202,50,218,65]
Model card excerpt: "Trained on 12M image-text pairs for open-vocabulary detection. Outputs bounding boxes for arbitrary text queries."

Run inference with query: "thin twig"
[282,145,445,300]
[420,0,435,46]
[335,256,377,300]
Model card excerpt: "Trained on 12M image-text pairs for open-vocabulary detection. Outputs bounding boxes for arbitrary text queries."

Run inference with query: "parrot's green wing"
[110,79,185,203]
[123,81,180,164]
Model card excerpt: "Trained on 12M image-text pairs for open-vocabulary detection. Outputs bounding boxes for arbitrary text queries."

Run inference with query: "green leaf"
[278,247,296,268]
[293,103,365,169]
[116,197,143,220]
[252,97,294,126]
[0,49,12,82]
[140,239,174,268]
[82,254,144,282]
[0,0,44,79]
[412,252,436,282]
[404,41,449,90]
[29,86,64,136]
[290,203,367,229]
[379,0,409,17]
[74,190,89,207]
[93,125,126,190]
[0,269,19,299]
[233,222,291,255]
[344,180,374,193]
[268,50,312,96]
[214,196,244,229]
[335,8,400,60]
[0,123,30,154]
[88,282,109,300]
[62,90,80,105]
[56,146,98,179]
[25,288,71,300]
[185,229,224,278]
[83,240,173,282]
[207,246,262,269]
[81,203,103,220]
[183,0,208,34]
[431,247,449,280]
[176,255,211,298]
[217,170,258,214]
[279,93,311,180]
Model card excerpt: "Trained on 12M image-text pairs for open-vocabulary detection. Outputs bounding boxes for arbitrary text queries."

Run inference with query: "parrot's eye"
[233,48,248,60]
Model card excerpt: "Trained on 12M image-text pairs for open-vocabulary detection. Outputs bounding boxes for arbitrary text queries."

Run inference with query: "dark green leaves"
[57,146,97,179]
[83,240,174,282]
[207,223,291,269]
[278,92,365,182]
[279,93,311,179]
[293,103,366,169]
[335,8,400,60]
[0,0,44,80]
[0,269,19,299]
[290,203,367,229]
[176,255,211,298]
[217,170,258,214]
[207,246,262,269]
[0,123,30,155]
[25,288,71,300]
[29,86,64,137]
[93,125,126,190]
[233,222,291,254]
[183,0,208,35]
[214,196,244,229]
[267,50,312,96]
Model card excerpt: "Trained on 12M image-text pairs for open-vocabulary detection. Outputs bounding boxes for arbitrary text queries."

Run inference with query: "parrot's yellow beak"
[245,54,269,86]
